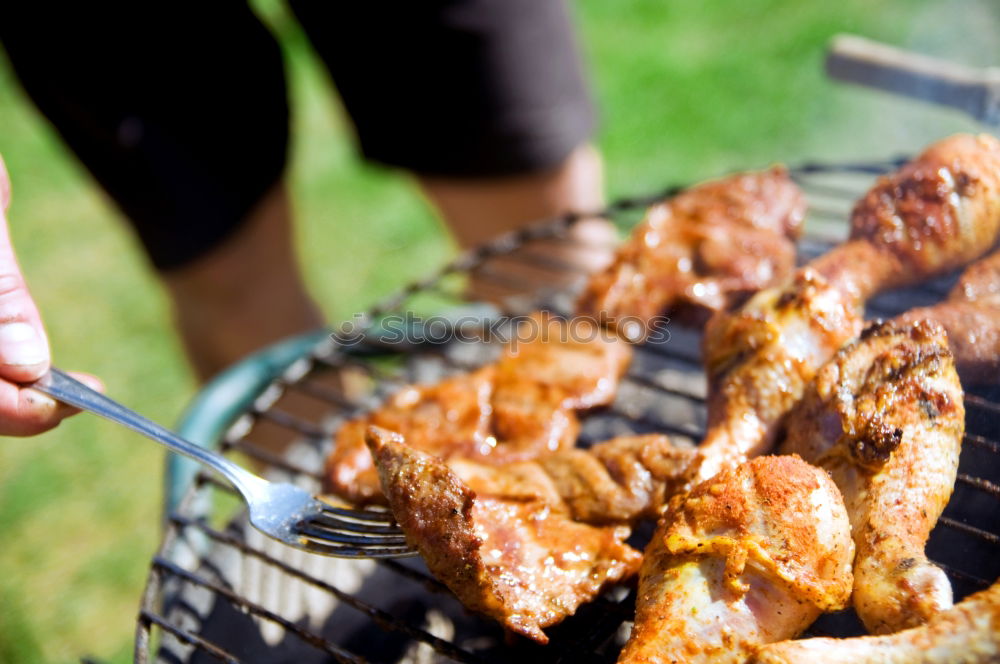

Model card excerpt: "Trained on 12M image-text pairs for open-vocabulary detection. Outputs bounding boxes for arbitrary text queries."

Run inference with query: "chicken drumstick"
[896,248,1000,385]
[698,133,1000,481]
[577,167,806,339]
[781,319,965,633]
[753,578,1000,664]
[617,455,854,664]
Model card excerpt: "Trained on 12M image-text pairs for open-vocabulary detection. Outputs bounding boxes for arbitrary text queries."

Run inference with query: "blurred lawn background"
[0,1,996,662]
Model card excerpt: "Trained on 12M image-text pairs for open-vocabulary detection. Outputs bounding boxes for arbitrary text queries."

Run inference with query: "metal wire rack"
[137,159,1000,663]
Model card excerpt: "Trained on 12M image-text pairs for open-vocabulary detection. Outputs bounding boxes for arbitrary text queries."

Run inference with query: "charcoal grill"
[136,159,1000,664]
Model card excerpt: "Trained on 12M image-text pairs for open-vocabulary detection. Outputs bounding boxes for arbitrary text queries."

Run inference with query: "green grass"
[0,1,995,662]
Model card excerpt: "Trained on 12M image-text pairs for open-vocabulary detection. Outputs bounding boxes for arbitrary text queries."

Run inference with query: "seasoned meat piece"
[697,270,863,480]
[537,433,698,523]
[494,310,633,410]
[577,167,805,339]
[812,133,1000,300]
[781,319,964,633]
[698,133,1000,480]
[326,311,632,504]
[752,579,1000,664]
[485,380,581,459]
[617,455,854,664]
[440,433,696,525]
[326,366,496,504]
[896,249,1000,385]
[366,427,642,644]
[948,246,1000,304]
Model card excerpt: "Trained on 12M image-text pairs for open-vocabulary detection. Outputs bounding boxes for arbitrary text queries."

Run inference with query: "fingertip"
[68,371,104,393]
[25,388,80,427]
[0,359,50,384]
[0,384,65,436]
[0,321,50,382]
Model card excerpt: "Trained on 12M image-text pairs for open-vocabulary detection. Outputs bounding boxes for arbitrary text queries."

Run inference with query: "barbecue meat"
[696,133,1000,481]
[493,310,633,410]
[327,366,497,504]
[752,579,1000,664]
[617,455,854,664]
[697,269,863,480]
[537,433,698,523]
[896,249,1000,385]
[326,311,632,504]
[811,133,1000,300]
[781,319,965,633]
[366,426,643,644]
[577,167,806,339]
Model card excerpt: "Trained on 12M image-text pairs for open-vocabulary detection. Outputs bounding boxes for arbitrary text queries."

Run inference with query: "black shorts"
[0,1,595,270]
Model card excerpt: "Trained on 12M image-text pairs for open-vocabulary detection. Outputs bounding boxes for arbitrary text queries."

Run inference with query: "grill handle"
[826,33,1000,126]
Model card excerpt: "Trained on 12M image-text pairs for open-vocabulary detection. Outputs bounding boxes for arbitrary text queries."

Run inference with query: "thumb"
[0,160,50,383]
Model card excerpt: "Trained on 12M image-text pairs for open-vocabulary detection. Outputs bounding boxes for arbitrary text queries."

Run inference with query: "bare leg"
[164,145,609,380]
[419,145,616,301]
[161,184,324,382]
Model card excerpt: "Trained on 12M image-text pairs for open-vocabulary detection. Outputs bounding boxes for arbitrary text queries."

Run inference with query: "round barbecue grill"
[136,159,1000,664]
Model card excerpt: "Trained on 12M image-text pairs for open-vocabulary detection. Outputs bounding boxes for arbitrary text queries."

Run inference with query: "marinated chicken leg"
[698,133,1000,480]
[326,311,632,504]
[698,269,863,480]
[811,133,1000,301]
[366,426,644,643]
[753,579,1000,664]
[577,167,806,339]
[896,249,1000,385]
[781,319,965,633]
[617,455,854,664]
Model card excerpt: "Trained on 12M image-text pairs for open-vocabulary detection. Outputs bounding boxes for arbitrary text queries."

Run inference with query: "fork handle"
[826,34,1000,126]
[32,368,262,495]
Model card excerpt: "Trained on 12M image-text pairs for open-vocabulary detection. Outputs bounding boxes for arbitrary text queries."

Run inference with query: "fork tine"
[304,511,404,535]
[295,522,409,547]
[317,502,398,523]
[296,536,417,559]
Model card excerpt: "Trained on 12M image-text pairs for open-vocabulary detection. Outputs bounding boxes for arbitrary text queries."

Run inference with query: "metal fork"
[33,368,415,559]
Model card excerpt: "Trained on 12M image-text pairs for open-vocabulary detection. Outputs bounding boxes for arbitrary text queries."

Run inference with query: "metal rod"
[167,515,490,664]
[938,516,1000,545]
[956,473,1000,499]
[219,439,326,481]
[152,555,367,663]
[933,561,993,590]
[139,609,240,664]
[251,407,327,438]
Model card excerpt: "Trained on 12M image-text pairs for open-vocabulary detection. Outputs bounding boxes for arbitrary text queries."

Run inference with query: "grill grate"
[137,159,1000,663]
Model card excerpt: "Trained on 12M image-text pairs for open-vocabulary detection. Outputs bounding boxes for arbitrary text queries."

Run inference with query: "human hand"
[0,155,101,435]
